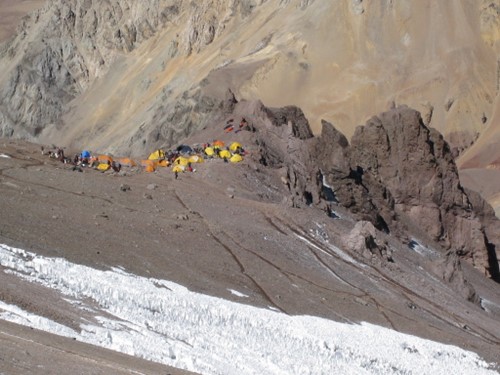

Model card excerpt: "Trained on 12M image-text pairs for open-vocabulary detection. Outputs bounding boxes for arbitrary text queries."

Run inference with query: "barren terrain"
[0,0,44,42]
[1,132,500,372]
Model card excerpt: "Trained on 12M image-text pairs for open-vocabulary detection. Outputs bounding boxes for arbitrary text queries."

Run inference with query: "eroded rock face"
[253,102,319,208]
[0,0,244,141]
[0,0,181,139]
[313,120,395,232]
[347,106,498,278]
[433,251,480,303]
[238,102,498,283]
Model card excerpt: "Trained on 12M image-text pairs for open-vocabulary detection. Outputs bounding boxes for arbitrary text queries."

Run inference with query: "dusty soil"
[1,137,500,373]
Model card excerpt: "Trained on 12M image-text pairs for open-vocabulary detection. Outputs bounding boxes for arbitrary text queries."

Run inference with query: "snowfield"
[0,243,497,375]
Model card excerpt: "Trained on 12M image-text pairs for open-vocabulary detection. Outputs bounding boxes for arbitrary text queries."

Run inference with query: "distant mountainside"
[1,0,500,211]
[0,1,45,42]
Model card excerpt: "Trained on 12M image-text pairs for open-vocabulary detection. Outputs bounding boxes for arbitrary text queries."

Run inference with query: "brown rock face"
[313,120,395,233]
[254,103,319,208]
[347,106,498,278]
[248,101,499,281]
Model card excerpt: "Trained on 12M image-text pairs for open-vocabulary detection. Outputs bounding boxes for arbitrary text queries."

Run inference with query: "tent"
[172,165,184,173]
[97,155,113,163]
[81,150,91,158]
[213,140,225,148]
[229,142,242,152]
[141,159,156,172]
[189,155,204,164]
[97,163,111,171]
[204,147,215,156]
[174,156,190,166]
[176,144,193,155]
[230,154,243,163]
[117,157,136,167]
[148,150,165,160]
[219,149,231,159]
[157,159,170,167]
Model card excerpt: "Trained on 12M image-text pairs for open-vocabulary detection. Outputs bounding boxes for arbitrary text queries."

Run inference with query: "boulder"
[343,221,393,263]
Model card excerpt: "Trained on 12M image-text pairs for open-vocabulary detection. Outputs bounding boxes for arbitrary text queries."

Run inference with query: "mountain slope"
[0,0,498,157]
[1,107,500,367]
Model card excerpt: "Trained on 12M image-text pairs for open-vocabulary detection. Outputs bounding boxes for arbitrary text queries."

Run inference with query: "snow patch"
[0,244,497,375]
[228,289,249,298]
[408,239,437,257]
[0,153,11,158]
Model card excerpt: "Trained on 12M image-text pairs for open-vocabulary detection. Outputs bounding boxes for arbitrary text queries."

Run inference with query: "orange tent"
[117,157,136,167]
[97,155,113,163]
[157,159,170,167]
[213,140,225,148]
[141,160,156,172]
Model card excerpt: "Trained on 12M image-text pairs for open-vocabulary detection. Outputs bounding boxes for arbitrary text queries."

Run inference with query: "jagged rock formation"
[251,102,499,281]
[347,107,496,278]
[314,120,396,233]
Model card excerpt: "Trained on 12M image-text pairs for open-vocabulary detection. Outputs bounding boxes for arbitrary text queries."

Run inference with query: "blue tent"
[81,150,91,158]
[176,145,193,155]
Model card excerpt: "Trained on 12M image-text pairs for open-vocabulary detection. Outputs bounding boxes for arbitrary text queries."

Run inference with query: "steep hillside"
[0,0,498,159]
[1,100,500,369]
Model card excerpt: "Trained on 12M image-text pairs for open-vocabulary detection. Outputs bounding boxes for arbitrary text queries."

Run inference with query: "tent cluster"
[202,141,245,163]
[42,140,247,176]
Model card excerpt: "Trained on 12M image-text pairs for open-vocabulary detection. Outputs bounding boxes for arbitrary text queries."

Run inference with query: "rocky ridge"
[244,101,499,297]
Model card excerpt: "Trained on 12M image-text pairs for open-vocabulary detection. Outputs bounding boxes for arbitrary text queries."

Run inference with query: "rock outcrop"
[343,221,393,264]
[313,120,395,233]
[347,106,497,278]
[260,104,499,281]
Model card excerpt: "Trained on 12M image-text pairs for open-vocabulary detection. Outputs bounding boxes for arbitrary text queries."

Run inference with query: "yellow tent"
[229,142,242,152]
[97,163,111,171]
[174,156,189,166]
[148,150,165,160]
[219,149,231,159]
[230,154,243,163]
[189,155,204,163]
[204,147,215,156]
[172,165,184,173]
